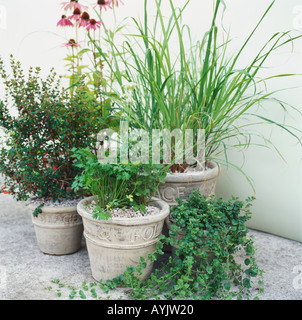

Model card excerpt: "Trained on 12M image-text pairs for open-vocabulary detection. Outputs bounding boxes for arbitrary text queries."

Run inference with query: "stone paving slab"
[0,194,302,300]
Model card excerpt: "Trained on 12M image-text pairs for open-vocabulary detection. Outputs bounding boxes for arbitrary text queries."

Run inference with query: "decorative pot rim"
[77,196,170,226]
[27,201,78,213]
[164,161,220,183]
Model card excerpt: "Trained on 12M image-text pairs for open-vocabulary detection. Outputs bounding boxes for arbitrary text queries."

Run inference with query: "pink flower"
[57,15,74,27]
[109,0,124,7]
[61,0,88,12]
[95,0,112,11]
[63,39,80,47]
[68,7,82,21]
[86,19,103,31]
[78,11,90,28]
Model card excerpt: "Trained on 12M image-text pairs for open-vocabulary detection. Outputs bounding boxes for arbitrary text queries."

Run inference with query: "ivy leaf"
[206,265,213,274]
[90,288,97,299]
[79,290,86,299]
[224,283,231,291]
[156,241,163,250]
[244,258,250,266]
[243,278,251,288]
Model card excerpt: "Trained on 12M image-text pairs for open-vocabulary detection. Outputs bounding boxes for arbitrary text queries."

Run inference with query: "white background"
[0,0,302,241]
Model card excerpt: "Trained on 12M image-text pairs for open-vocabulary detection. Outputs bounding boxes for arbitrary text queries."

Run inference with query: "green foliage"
[98,0,302,179]
[32,204,44,218]
[57,2,122,129]
[52,191,264,300]
[0,56,106,202]
[95,191,263,300]
[71,147,168,219]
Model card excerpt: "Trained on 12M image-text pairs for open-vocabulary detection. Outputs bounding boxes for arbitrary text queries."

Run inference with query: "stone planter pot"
[28,204,83,255]
[156,162,220,206]
[77,197,170,282]
[156,162,220,252]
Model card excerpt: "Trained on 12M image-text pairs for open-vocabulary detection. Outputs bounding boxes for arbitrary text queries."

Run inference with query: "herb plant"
[72,147,168,219]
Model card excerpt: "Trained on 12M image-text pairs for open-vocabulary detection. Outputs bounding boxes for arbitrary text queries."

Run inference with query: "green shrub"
[0,56,107,202]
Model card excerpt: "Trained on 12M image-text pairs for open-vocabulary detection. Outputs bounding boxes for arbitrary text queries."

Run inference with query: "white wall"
[0,0,302,241]
[216,1,302,242]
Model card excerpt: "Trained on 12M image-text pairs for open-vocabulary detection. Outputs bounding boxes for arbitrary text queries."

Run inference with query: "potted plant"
[162,191,263,300]
[94,0,302,205]
[94,190,262,300]
[72,146,170,282]
[0,56,105,255]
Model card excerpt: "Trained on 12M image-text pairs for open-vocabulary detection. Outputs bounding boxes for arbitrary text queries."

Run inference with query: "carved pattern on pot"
[85,222,163,244]
[155,186,187,202]
[33,212,82,225]
[97,228,111,242]
[157,162,220,206]
[124,223,162,242]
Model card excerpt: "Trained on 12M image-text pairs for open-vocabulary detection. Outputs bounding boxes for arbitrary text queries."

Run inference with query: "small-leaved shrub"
[0,56,108,204]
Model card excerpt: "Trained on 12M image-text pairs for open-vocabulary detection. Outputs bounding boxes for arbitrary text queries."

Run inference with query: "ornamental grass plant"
[0,0,300,300]
[95,0,302,184]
